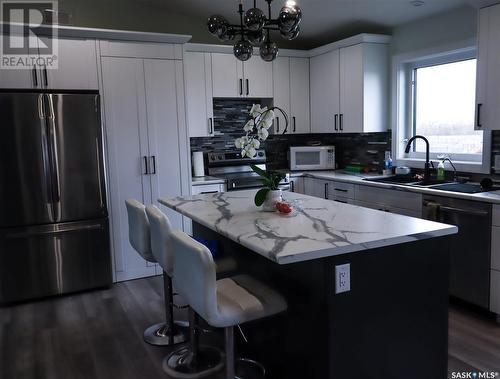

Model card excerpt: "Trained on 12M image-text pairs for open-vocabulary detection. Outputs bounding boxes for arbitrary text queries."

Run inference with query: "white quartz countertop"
[159,190,457,265]
[287,170,500,205]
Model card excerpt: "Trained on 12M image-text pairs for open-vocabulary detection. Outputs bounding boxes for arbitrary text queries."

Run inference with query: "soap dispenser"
[437,160,445,181]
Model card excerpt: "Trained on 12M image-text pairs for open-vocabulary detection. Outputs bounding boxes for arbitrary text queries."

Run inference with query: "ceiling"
[140,0,479,49]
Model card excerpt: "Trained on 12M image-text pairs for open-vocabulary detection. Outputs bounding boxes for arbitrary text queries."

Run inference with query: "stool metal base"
[143,321,189,346]
[163,345,224,379]
[235,358,266,379]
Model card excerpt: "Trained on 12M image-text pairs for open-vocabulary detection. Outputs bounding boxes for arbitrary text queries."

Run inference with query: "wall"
[390,6,477,55]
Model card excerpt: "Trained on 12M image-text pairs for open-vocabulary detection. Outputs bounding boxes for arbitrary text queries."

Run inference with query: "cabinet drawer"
[493,205,500,227]
[356,186,422,212]
[327,181,355,199]
[191,184,223,195]
[491,269,500,314]
[492,226,500,271]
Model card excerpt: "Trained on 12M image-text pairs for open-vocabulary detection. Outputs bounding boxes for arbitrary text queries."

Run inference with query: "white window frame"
[392,40,491,174]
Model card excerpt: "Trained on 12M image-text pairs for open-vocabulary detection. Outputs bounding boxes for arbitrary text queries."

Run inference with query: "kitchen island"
[160,190,458,379]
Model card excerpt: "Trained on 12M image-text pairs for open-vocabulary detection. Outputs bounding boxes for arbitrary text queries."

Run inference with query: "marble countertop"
[159,190,457,265]
[191,176,226,186]
[286,170,500,205]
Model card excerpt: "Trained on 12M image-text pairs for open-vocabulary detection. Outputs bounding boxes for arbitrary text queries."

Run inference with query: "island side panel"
[327,236,451,379]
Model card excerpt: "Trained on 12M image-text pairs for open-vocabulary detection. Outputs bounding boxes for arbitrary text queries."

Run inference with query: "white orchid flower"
[242,144,257,158]
[235,137,243,149]
[257,127,269,140]
[243,119,254,132]
[250,138,260,149]
[249,104,262,118]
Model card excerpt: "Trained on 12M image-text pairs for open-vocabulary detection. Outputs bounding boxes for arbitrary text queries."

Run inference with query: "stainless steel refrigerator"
[0,91,112,304]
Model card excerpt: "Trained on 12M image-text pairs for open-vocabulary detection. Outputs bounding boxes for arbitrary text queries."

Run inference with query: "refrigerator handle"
[37,94,45,119]
[47,95,61,205]
[95,138,104,209]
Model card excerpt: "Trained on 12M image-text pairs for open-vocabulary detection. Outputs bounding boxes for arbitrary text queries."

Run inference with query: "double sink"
[363,176,489,194]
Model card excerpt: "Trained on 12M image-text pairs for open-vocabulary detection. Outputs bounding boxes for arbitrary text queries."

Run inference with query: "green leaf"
[254,188,270,207]
[250,164,269,179]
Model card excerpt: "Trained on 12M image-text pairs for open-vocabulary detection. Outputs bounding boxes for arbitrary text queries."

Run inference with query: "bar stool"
[125,199,188,346]
[164,230,288,379]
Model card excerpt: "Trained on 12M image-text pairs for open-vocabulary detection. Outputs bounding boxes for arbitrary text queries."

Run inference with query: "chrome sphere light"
[260,41,279,62]
[245,8,266,31]
[234,39,254,61]
[207,0,303,62]
[247,30,266,46]
[278,2,302,33]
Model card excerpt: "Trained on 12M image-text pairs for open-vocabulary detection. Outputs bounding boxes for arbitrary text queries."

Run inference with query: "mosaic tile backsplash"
[191,98,392,173]
[191,99,500,178]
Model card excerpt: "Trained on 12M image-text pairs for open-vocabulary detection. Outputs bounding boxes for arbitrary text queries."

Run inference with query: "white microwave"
[289,146,336,171]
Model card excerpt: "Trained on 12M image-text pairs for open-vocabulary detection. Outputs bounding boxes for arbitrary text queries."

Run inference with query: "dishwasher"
[423,196,492,308]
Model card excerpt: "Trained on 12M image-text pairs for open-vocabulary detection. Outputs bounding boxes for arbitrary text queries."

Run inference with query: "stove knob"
[218,155,224,160]
[258,151,264,157]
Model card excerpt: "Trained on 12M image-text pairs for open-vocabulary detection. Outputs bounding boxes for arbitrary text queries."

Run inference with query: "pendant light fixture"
[207,0,302,62]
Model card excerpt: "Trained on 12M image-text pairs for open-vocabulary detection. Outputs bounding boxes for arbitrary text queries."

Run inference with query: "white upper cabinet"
[310,49,340,133]
[211,52,273,98]
[243,57,273,98]
[272,57,291,134]
[475,4,500,130]
[273,56,310,134]
[184,51,214,137]
[310,43,388,134]
[211,53,242,97]
[43,38,98,90]
[0,37,98,90]
[290,57,310,133]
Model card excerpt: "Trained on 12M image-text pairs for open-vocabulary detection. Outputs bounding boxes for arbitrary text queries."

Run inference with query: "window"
[394,46,491,173]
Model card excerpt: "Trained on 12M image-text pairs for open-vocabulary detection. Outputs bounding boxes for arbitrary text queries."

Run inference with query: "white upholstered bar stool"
[125,199,188,346]
[164,230,288,379]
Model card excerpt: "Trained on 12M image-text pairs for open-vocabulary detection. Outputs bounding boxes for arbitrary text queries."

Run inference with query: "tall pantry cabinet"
[100,42,190,282]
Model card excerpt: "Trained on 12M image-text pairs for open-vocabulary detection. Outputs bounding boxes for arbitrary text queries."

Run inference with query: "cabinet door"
[290,57,310,133]
[41,38,98,90]
[0,34,37,89]
[304,177,329,199]
[143,59,184,233]
[184,52,214,137]
[211,53,242,97]
[101,57,156,281]
[476,5,500,130]
[289,177,304,194]
[244,58,273,98]
[310,50,340,133]
[339,44,363,133]
[272,57,290,134]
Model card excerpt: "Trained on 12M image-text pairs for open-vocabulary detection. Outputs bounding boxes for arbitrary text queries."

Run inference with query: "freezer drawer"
[0,218,112,304]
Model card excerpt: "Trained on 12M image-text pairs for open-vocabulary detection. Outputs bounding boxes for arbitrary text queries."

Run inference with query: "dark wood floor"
[1,276,499,379]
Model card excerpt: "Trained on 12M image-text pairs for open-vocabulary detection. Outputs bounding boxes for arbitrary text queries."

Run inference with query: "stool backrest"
[145,205,174,276]
[170,230,218,322]
[125,199,156,263]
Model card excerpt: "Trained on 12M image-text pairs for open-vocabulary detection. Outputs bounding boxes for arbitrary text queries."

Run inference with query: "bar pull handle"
[276,117,280,133]
[43,65,48,87]
[150,155,156,175]
[334,188,348,193]
[239,79,243,96]
[290,180,295,192]
[293,116,296,133]
[324,183,329,199]
[143,156,149,175]
[476,103,482,128]
[209,117,214,135]
[339,114,344,131]
[32,65,38,87]
[246,79,249,96]
[334,114,338,131]
[200,191,218,195]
